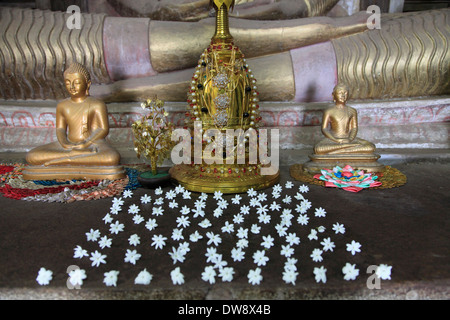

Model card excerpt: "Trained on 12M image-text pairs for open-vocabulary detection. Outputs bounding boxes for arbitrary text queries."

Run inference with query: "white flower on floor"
[282,195,292,204]
[90,250,107,267]
[189,230,203,242]
[249,197,260,208]
[253,250,269,267]
[123,189,133,198]
[236,227,248,239]
[152,206,164,216]
[275,223,288,237]
[180,205,190,215]
[240,205,250,215]
[294,192,305,201]
[36,267,53,286]
[170,267,184,285]
[332,222,346,234]
[212,254,227,269]
[169,246,186,264]
[272,184,282,193]
[68,268,87,287]
[73,245,88,259]
[346,240,362,255]
[321,237,335,252]
[199,192,208,201]
[165,189,176,200]
[231,247,245,262]
[128,204,140,214]
[236,238,249,249]
[171,228,184,241]
[295,203,307,214]
[199,218,212,229]
[124,249,141,265]
[219,267,235,282]
[145,218,158,231]
[310,248,323,262]
[110,205,121,215]
[213,190,223,201]
[270,201,281,212]
[233,213,244,224]
[280,244,294,258]
[301,199,312,210]
[257,193,268,203]
[205,247,218,263]
[317,226,326,233]
[248,267,263,285]
[175,185,185,194]
[231,194,242,205]
[285,181,294,189]
[251,224,261,234]
[194,199,206,210]
[217,199,228,210]
[313,266,327,283]
[109,221,124,234]
[192,208,205,218]
[314,207,327,218]
[206,232,222,246]
[342,263,359,281]
[286,233,300,246]
[112,197,124,207]
[201,265,216,284]
[102,213,113,224]
[282,269,298,285]
[140,194,151,204]
[155,187,163,195]
[308,229,318,241]
[86,228,100,242]
[178,242,191,255]
[132,214,144,225]
[176,216,190,228]
[247,188,257,197]
[182,190,191,199]
[168,200,178,209]
[284,257,298,272]
[135,268,153,285]
[153,197,163,205]
[221,221,234,234]
[103,270,119,287]
[128,234,141,246]
[213,207,223,218]
[376,264,392,280]
[272,191,281,199]
[258,212,271,225]
[299,184,309,193]
[261,235,274,249]
[99,236,112,249]
[151,234,167,250]
[297,214,309,226]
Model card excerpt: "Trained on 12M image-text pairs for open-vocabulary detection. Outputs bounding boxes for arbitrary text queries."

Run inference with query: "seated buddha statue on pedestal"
[23,63,126,180]
[303,83,384,173]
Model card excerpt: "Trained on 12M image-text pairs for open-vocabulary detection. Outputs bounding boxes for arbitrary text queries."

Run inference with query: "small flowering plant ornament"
[314,165,382,192]
[132,97,176,186]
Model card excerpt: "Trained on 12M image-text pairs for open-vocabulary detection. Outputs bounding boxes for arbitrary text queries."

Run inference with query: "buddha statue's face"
[333,87,348,104]
[64,72,90,100]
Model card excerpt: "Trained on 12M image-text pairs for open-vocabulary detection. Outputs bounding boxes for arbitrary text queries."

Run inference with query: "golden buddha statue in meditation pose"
[303,84,384,173]
[23,63,125,180]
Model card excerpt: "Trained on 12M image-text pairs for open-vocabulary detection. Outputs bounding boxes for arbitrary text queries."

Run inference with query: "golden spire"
[210,0,235,43]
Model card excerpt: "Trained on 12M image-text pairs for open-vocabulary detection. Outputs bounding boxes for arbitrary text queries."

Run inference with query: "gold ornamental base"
[22,165,126,180]
[169,164,280,194]
[302,153,385,174]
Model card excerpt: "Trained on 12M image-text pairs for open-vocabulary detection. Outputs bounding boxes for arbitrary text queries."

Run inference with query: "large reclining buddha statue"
[0,0,448,103]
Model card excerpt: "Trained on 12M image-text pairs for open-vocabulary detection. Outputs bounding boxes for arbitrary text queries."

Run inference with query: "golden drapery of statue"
[23,63,126,180]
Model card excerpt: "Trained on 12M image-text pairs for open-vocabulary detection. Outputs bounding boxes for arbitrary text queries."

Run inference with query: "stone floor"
[0,151,448,300]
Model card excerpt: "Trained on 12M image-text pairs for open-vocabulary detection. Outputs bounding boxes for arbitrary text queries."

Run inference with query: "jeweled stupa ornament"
[169,0,279,193]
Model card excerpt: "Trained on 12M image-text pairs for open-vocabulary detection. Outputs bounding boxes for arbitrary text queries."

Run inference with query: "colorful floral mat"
[0,163,149,203]
[289,164,407,191]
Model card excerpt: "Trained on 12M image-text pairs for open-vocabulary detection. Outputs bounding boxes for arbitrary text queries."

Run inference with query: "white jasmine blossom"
[261,235,274,249]
[275,223,287,237]
[280,244,294,257]
[247,268,263,285]
[99,236,112,249]
[165,189,176,200]
[295,203,308,214]
[231,194,242,204]
[154,197,164,205]
[285,257,298,272]
[128,234,141,246]
[151,234,167,250]
[213,207,223,218]
[346,240,362,255]
[213,190,223,201]
[199,192,208,201]
[90,250,107,267]
[308,229,318,241]
[270,201,281,212]
[376,264,392,280]
[221,221,234,234]
[182,190,191,199]
[124,249,141,265]
[282,269,298,285]
[253,250,269,267]
[109,221,124,234]
[299,184,309,193]
[175,185,185,194]
[251,224,261,234]
[170,267,184,285]
[332,222,346,234]
[154,187,163,195]
[86,228,100,242]
[103,270,119,287]
[317,226,326,233]
[297,214,309,226]
[282,195,292,204]
[132,214,144,225]
[180,205,190,215]
[202,266,216,284]
[314,207,327,218]
[272,191,281,199]
[102,213,113,224]
[236,238,249,249]
[240,205,250,215]
[258,212,271,224]
[199,218,212,228]
[135,268,153,285]
[286,233,300,246]
[73,245,88,259]
[192,207,205,218]
[152,206,164,216]
[194,199,206,210]
[36,268,53,286]
[128,204,140,214]
[293,192,305,201]
[68,268,87,287]
[231,247,245,262]
[217,198,228,210]
[205,247,218,263]
[272,184,282,193]
[176,216,190,228]
[313,266,327,283]
[189,230,203,242]
[310,248,323,262]
[219,267,235,282]
[169,246,186,264]
[249,197,260,208]
[247,188,257,197]
[206,232,222,246]
[321,237,335,252]
[140,194,151,204]
[112,197,124,207]
[168,200,178,209]
[110,205,121,215]
[171,228,184,241]
[301,199,312,210]
[236,226,249,239]
[145,218,158,231]
[233,213,244,224]
[342,263,359,281]
[123,189,133,198]
[285,181,294,189]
